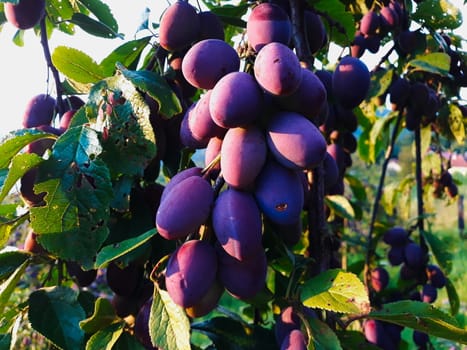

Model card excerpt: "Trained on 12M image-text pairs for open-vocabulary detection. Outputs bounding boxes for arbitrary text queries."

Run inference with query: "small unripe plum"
[182,39,240,89]
[4,0,45,30]
[158,1,200,51]
[156,176,214,240]
[165,240,218,307]
[220,125,267,189]
[266,111,327,170]
[212,188,263,260]
[246,2,292,52]
[22,94,56,128]
[332,56,370,109]
[254,42,302,96]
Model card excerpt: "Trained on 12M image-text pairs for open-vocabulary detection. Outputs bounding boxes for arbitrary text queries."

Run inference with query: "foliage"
[0,0,466,349]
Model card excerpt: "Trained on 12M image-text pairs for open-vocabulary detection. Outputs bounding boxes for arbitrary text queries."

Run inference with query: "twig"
[414,126,427,250]
[289,0,314,67]
[39,16,64,116]
[364,112,403,288]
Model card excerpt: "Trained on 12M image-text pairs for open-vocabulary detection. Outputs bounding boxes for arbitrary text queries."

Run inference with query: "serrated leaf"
[412,0,462,30]
[0,153,43,203]
[445,278,460,316]
[85,322,124,350]
[47,0,75,35]
[29,126,113,269]
[368,300,467,344]
[0,250,30,283]
[94,74,156,178]
[310,0,355,47]
[308,318,343,350]
[69,13,123,39]
[95,228,156,268]
[77,0,118,32]
[79,297,117,334]
[0,128,57,169]
[149,284,190,350]
[116,63,182,118]
[52,46,105,84]
[192,316,278,350]
[100,36,151,76]
[448,104,465,144]
[300,269,370,314]
[0,260,28,315]
[407,52,451,76]
[422,229,453,273]
[324,195,355,221]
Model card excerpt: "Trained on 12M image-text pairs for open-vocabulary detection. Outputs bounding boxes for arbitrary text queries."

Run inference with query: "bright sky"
[0,1,465,138]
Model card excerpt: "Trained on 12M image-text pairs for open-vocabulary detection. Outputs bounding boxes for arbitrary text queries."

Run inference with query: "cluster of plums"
[363,226,447,349]
[151,1,371,331]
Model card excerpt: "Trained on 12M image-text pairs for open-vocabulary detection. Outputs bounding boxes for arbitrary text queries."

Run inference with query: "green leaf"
[85,321,124,350]
[335,330,381,350]
[445,278,460,316]
[12,29,24,47]
[93,74,157,179]
[46,0,75,35]
[344,173,367,202]
[52,46,105,84]
[100,36,151,76]
[369,113,397,156]
[422,229,453,273]
[308,318,343,350]
[448,103,465,145]
[310,0,355,47]
[300,269,370,314]
[149,284,191,350]
[77,0,118,32]
[0,333,11,350]
[0,153,43,203]
[29,287,86,350]
[112,332,146,350]
[412,0,462,30]
[69,13,123,39]
[95,228,156,269]
[0,213,28,249]
[79,297,117,334]
[0,250,30,283]
[116,63,182,118]
[29,126,113,269]
[368,300,467,344]
[192,316,278,350]
[368,68,393,100]
[0,128,57,169]
[0,259,28,315]
[407,52,451,76]
[324,195,355,221]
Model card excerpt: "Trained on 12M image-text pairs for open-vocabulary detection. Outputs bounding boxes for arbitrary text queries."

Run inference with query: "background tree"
[0,0,465,349]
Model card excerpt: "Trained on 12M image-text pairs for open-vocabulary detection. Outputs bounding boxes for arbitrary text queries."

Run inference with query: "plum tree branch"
[39,16,64,116]
[289,0,313,67]
[364,112,403,289]
[414,126,427,250]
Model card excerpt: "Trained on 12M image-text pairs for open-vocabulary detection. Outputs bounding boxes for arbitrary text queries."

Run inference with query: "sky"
[0,0,465,138]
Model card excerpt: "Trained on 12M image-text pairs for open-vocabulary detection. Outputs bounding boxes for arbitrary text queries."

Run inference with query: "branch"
[414,126,427,250]
[289,0,314,67]
[39,16,65,116]
[364,112,403,288]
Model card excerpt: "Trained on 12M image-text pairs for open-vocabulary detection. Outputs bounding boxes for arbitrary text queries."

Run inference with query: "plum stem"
[39,16,65,116]
[364,112,403,289]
